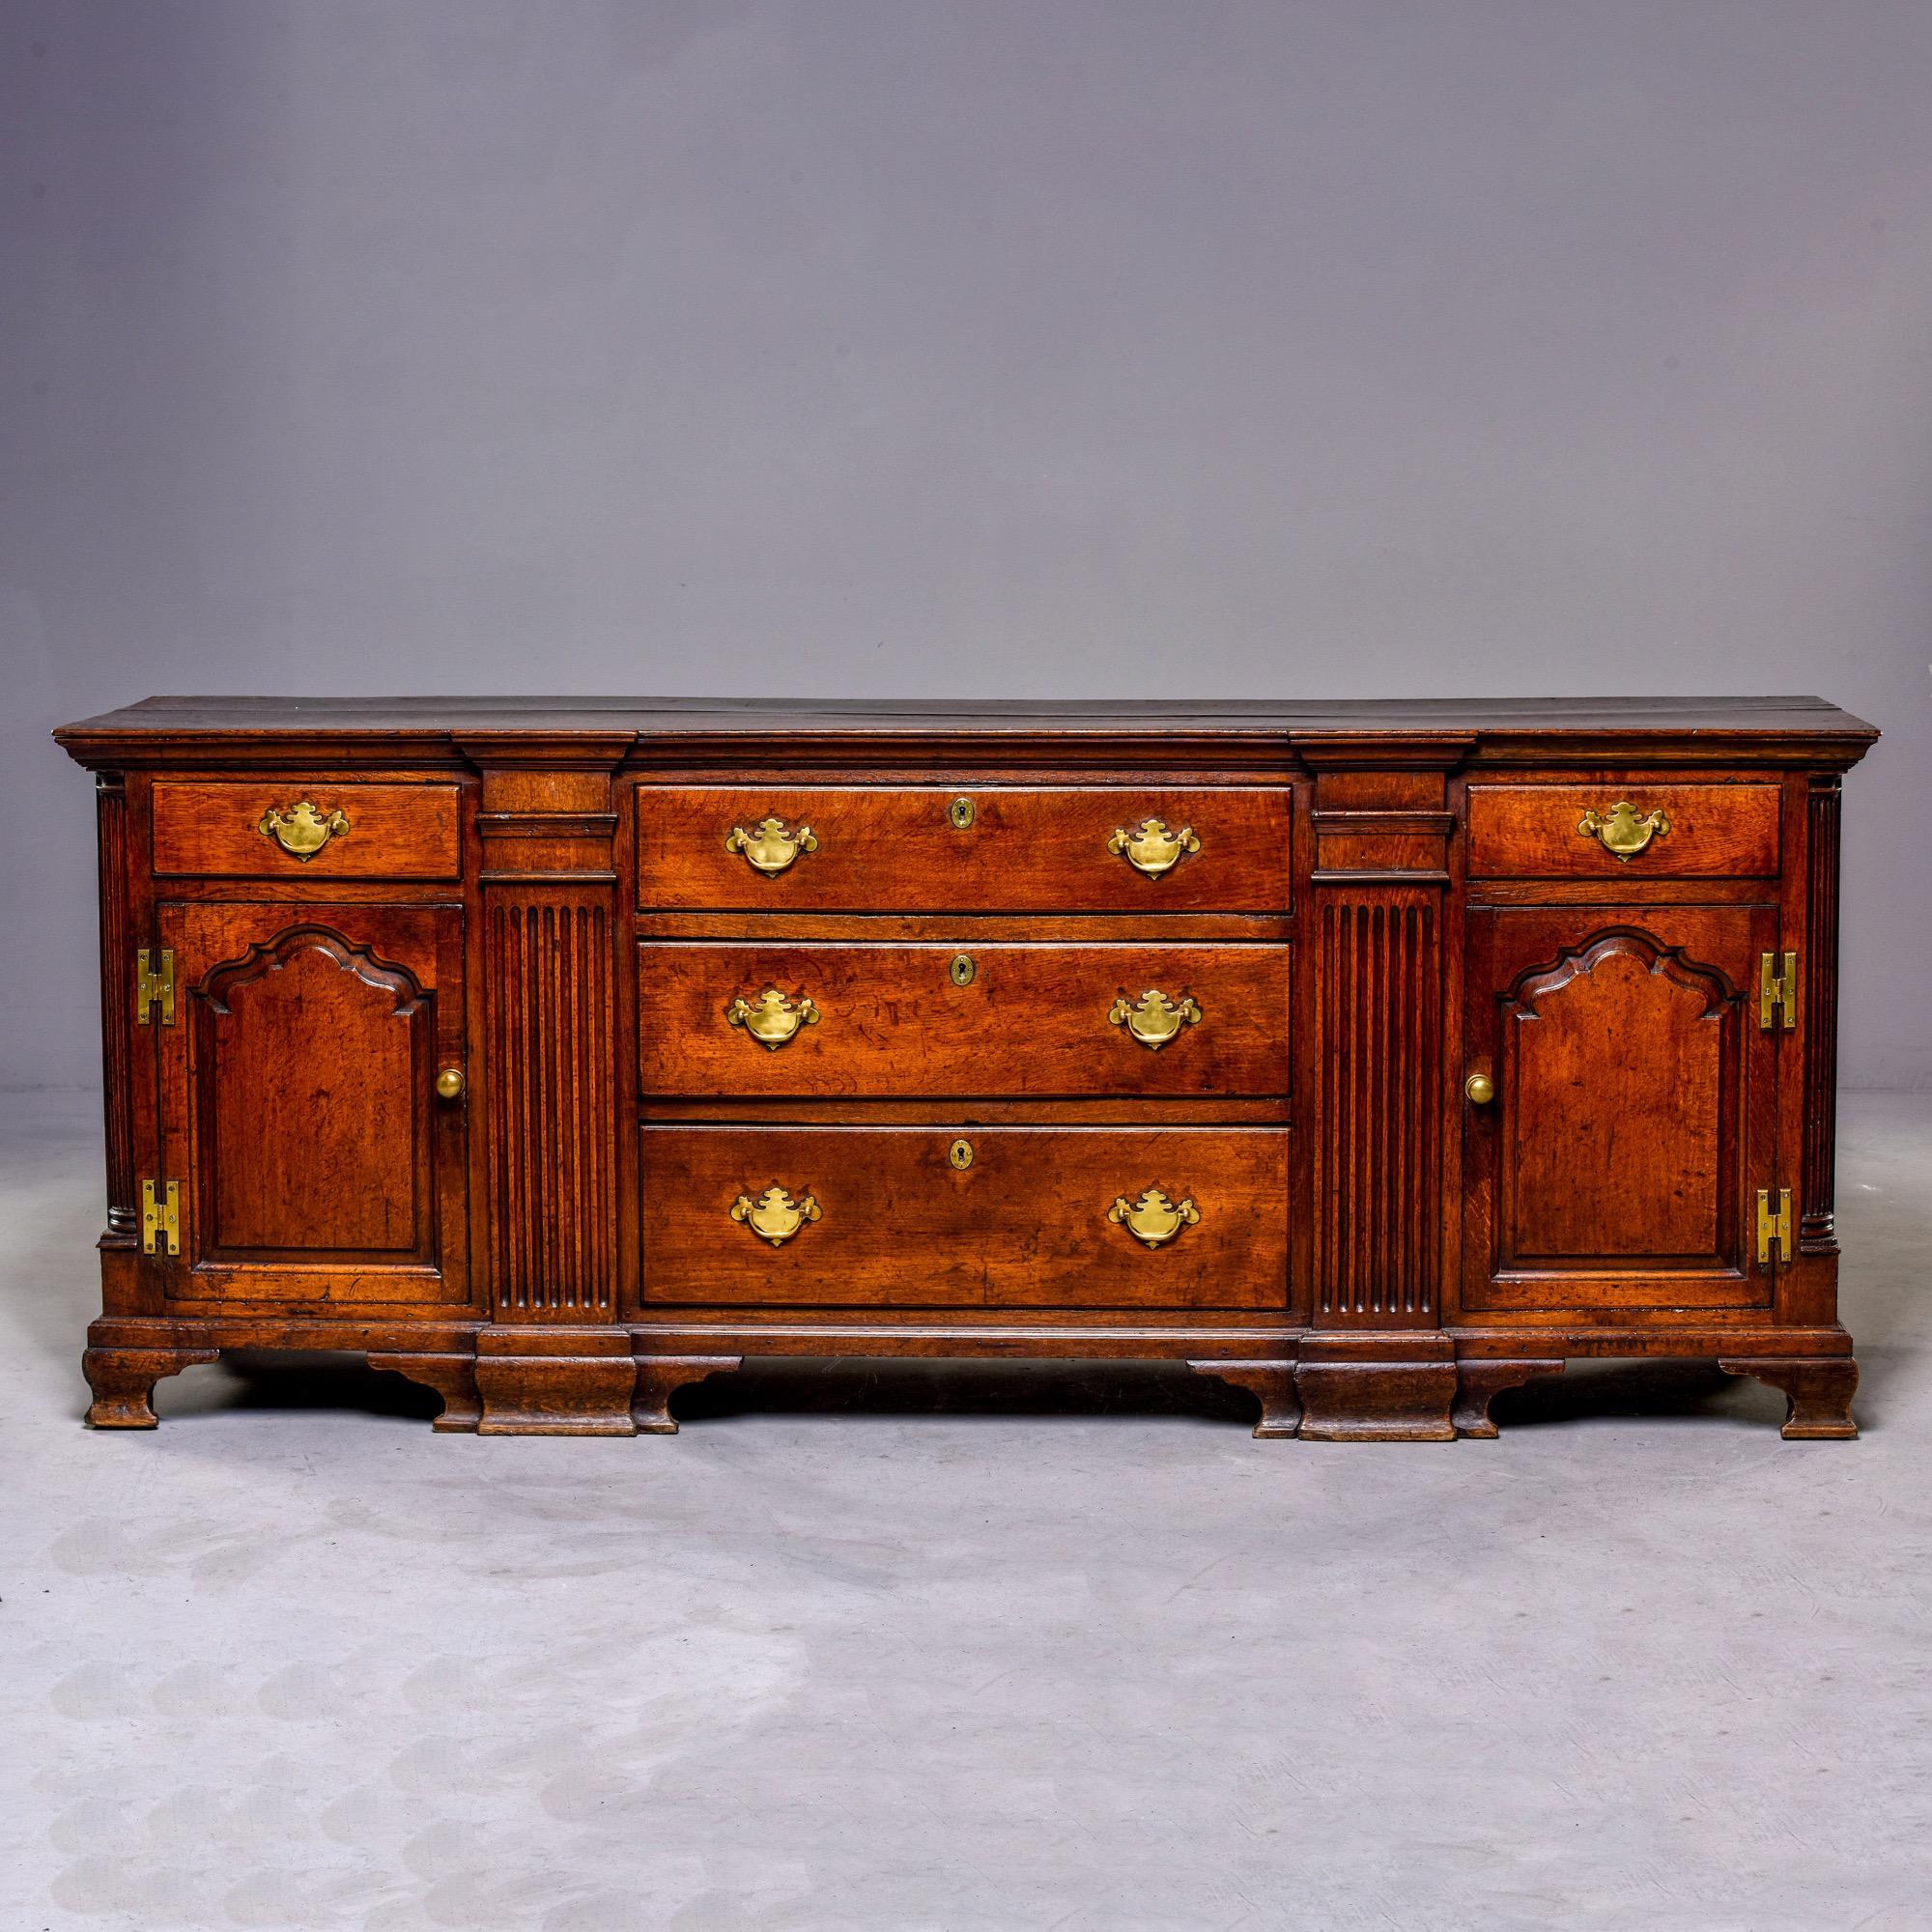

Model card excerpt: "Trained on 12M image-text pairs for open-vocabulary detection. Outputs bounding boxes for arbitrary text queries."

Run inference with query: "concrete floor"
[1,1095,1926,1932]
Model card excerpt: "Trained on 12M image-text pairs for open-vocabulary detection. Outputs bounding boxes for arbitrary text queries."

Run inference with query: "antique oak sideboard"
[54,696,1876,1441]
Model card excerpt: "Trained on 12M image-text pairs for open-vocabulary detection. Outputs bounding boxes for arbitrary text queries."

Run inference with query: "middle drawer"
[639,943,1291,1098]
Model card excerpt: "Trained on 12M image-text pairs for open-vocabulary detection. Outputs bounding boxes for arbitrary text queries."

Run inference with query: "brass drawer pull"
[1108,988,1202,1050]
[1107,1186,1200,1249]
[730,1185,820,1247]
[1577,800,1670,860]
[724,985,820,1050]
[725,815,818,875]
[1107,816,1201,878]
[257,798,351,860]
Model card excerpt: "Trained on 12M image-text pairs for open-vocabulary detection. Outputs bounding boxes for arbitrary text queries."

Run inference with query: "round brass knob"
[435,1067,466,1101]
[1463,1072,1495,1106]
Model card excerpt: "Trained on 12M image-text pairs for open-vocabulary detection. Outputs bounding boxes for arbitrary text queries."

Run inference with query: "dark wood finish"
[1295,1343,1460,1442]
[152,779,461,879]
[156,901,469,1305]
[641,1125,1291,1311]
[632,1354,743,1434]
[367,1351,482,1432]
[639,942,1290,1098]
[1452,1358,1565,1437]
[1467,782,1780,878]
[638,785,1293,913]
[1719,1356,1859,1438]
[82,1346,220,1427]
[1461,906,1776,1312]
[54,696,1876,1440]
[473,1327,638,1435]
[1188,1359,1302,1437]
[93,777,139,1244]
[1801,777,1842,1252]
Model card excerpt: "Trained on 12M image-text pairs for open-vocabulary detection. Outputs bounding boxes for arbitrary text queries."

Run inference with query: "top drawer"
[1466,783,1781,879]
[636,786,1293,913]
[151,780,462,880]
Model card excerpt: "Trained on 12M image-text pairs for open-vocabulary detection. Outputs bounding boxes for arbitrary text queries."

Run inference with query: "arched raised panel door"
[1462,905,1779,1312]
[155,901,469,1305]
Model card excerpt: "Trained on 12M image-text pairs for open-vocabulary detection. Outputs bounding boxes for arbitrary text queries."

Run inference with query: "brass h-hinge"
[1756,1186,1792,1267]
[135,947,176,1026]
[141,1179,180,1257]
[1758,950,1799,1031]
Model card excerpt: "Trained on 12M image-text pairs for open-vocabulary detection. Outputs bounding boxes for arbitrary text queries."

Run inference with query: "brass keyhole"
[948,1138,975,1171]
[950,953,976,986]
[949,796,976,830]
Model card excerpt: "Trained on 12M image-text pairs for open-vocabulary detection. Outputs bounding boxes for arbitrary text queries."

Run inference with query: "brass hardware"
[435,1067,466,1101]
[730,1184,821,1247]
[1463,1071,1495,1106]
[135,947,176,1027]
[949,1138,975,1171]
[724,815,818,876]
[1107,1186,1200,1249]
[1759,951,1800,1031]
[140,1179,180,1257]
[1107,816,1202,879]
[724,986,821,1050]
[949,953,977,987]
[1756,1186,1792,1266]
[257,798,352,861]
[1108,988,1203,1050]
[1577,800,1670,861]
[949,796,977,830]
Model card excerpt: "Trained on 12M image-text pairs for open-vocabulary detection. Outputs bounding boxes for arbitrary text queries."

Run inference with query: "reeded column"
[459,733,639,1433]
[1293,735,1468,1439]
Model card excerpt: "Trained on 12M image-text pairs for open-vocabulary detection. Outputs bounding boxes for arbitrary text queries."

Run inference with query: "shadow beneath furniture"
[673,1356,1258,1428]
[1487,1357,1776,1432]
[212,1350,442,1422]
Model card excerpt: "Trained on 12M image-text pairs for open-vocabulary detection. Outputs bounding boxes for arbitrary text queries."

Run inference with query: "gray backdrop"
[5,1,1928,1094]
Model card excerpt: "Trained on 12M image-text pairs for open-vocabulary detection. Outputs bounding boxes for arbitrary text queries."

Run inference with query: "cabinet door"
[156,901,469,1304]
[1461,904,1777,1311]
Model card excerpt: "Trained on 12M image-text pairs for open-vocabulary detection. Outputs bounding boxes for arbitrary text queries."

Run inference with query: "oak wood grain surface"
[55,695,1878,1439]
[152,779,462,879]
[638,942,1291,1098]
[637,785,1293,913]
[641,1125,1290,1311]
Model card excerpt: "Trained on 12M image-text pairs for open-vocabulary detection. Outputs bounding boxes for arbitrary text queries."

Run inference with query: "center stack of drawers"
[635,782,1295,1319]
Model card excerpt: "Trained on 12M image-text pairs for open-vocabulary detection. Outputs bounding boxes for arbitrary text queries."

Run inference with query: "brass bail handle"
[725,815,818,876]
[1577,799,1670,861]
[258,798,351,861]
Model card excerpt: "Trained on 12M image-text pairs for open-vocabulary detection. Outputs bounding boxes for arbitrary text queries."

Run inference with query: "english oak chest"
[54,696,1876,1440]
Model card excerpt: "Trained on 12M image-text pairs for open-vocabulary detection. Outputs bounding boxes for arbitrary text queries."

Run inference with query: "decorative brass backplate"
[1107,1186,1200,1249]
[724,815,818,875]
[725,985,821,1050]
[949,796,977,829]
[1107,816,1201,878]
[1108,988,1203,1049]
[949,953,976,987]
[948,1138,974,1170]
[1577,800,1670,860]
[257,799,351,860]
[730,1185,821,1247]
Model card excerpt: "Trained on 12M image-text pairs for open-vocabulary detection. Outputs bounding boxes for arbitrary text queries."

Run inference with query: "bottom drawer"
[642,1126,1289,1311]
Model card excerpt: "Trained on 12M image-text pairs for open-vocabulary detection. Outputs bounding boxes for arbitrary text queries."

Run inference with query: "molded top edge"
[53,693,1882,741]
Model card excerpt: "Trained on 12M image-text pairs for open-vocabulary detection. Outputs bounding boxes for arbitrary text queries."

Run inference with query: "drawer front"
[637,786,1292,912]
[639,943,1290,1097]
[642,1126,1289,1309]
[152,780,462,880]
[1467,783,1780,879]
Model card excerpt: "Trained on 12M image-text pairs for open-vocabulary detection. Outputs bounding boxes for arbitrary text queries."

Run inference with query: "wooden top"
[55,693,1879,771]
